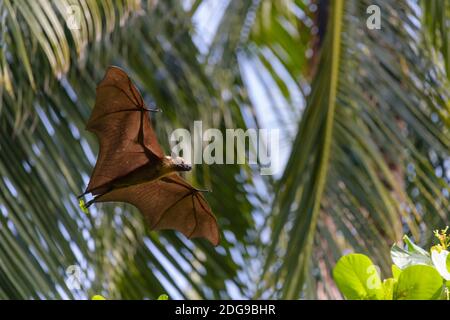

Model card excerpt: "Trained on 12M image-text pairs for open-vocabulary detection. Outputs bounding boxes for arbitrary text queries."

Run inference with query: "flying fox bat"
[79,66,219,246]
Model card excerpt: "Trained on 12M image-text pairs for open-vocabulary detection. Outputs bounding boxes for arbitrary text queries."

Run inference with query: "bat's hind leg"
[77,191,87,199]
[85,198,96,208]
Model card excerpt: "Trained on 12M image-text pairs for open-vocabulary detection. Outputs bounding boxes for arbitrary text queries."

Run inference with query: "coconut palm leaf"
[261,0,450,299]
[0,0,258,299]
[422,0,450,77]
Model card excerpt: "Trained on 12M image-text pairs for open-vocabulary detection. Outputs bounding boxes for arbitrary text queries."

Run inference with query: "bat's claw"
[195,188,211,193]
[144,107,162,113]
[79,199,90,214]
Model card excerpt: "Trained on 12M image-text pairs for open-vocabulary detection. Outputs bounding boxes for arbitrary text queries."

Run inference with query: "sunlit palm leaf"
[0,0,258,299]
[262,0,450,299]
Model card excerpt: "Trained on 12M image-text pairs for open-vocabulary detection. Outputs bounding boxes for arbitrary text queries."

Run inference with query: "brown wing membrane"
[95,174,220,246]
[85,66,163,194]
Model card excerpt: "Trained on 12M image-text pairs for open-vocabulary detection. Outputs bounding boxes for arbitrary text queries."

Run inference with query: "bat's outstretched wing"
[85,66,163,194]
[95,174,220,246]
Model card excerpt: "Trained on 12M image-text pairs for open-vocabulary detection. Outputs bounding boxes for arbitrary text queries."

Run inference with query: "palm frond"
[0,0,259,299]
[422,0,450,77]
[262,0,450,299]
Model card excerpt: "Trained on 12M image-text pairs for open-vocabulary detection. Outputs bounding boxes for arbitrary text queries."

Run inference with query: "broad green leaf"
[92,295,106,300]
[392,265,402,280]
[403,235,430,257]
[157,294,169,300]
[382,278,396,300]
[431,249,450,281]
[333,254,384,300]
[391,242,432,269]
[395,265,443,300]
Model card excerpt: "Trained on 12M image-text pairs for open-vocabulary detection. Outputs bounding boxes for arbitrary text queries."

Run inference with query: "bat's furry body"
[80,66,219,245]
[90,156,190,194]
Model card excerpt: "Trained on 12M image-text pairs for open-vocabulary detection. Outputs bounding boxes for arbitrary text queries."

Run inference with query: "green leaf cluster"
[333,232,450,300]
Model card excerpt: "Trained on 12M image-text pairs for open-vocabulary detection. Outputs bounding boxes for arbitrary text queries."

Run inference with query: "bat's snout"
[178,162,192,171]
[170,156,192,172]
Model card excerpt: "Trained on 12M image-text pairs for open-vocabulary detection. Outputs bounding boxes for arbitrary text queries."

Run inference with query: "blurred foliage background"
[0,0,449,299]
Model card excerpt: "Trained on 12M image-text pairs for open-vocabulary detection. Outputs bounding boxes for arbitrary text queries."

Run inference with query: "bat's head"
[167,156,192,172]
